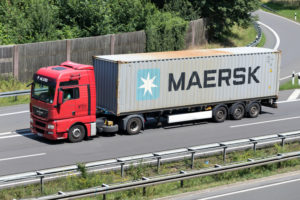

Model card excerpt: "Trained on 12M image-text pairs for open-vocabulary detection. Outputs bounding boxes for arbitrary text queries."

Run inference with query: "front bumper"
[31,117,66,140]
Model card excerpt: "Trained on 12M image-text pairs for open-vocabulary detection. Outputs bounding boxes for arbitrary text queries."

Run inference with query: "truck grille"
[33,106,48,118]
[35,120,46,128]
[36,128,45,134]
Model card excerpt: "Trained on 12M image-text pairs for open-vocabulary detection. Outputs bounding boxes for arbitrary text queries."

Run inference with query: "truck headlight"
[30,117,33,123]
[47,124,55,129]
[48,131,53,135]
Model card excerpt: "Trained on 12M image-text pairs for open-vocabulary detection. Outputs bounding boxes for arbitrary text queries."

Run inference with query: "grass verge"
[261,1,300,22]
[279,79,300,90]
[191,23,258,49]
[0,75,30,107]
[1,142,300,200]
[257,32,266,47]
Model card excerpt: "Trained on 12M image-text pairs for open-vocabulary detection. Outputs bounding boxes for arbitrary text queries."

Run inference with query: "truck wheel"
[126,117,142,135]
[230,103,245,120]
[68,124,85,143]
[247,102,260,118]
[213,106,227,123]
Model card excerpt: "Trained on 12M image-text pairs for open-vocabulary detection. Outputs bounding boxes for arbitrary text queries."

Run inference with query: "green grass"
[2,141,300,200]
[280,79,300,90]
[192,23,258,49]
[0,75,30,107]
[262,1,300,22]
[257,32,266,47]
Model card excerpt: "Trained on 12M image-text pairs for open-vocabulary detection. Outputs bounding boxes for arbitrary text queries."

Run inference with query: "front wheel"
[126,117,142,135]
[68,124,85,143]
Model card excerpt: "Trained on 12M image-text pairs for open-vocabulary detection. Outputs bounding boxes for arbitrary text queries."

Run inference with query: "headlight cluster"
[47,124,55,129]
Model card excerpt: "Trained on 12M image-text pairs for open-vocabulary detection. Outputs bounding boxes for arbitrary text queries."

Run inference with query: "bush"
[146,11,188,52]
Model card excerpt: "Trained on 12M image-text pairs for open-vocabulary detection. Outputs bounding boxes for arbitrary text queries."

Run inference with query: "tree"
[151,0,260,42]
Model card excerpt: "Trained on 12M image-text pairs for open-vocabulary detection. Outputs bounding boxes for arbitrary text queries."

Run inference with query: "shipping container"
[93,47,281,115]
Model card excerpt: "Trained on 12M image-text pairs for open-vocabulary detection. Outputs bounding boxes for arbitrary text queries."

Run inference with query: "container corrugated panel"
[93,58,118,113]
[94,47,281,115]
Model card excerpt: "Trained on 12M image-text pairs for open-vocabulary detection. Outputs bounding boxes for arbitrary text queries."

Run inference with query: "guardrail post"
[36,171,45,194]
[221,145,227,163]
[250,139,257,153]
[120,162,125,177]
[180,170,186,188]
[280,136,285,148]
[142,177,149,196]
[153,154,162,173]
[190,151,195,169]
[102,184,109,200]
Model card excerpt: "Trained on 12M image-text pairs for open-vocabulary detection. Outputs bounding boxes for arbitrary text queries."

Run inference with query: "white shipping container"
[93,47,281,115]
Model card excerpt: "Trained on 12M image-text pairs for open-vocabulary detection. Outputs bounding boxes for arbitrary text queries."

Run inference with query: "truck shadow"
[15,128,65,145]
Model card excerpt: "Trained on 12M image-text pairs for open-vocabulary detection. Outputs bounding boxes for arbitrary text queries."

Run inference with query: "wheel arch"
[68,122,88,138]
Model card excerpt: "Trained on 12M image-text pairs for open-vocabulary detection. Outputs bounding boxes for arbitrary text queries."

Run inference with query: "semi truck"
[30,47,281,142]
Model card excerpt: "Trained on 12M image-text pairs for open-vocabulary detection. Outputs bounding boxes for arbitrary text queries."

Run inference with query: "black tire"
[213,106,227,123]
[229,103,245,120]
[68,124,85,143]
[126,117,142,135]
[247,102,261,118]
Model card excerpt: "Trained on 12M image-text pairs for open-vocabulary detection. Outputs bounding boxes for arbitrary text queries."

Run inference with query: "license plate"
[37,133,43,137]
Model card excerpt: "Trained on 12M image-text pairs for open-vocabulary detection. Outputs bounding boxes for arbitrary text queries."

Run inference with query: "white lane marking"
[257,21,280,50]
[0,153,46,162]
[287,89,300,101]
[277,99,300,104]
[0,110,29,117]
[230,116,300,128]
[0,133,33,139]
[197,177,300,200]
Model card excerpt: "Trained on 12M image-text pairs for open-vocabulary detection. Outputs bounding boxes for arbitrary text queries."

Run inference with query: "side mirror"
[58,90,64,105]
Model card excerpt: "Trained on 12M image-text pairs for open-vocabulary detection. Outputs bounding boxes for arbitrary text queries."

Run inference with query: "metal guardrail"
[2,130,300,191]
[23,150,300,200]
[0,89,30,98]
[261,4,278,13]
[247,21,262,47]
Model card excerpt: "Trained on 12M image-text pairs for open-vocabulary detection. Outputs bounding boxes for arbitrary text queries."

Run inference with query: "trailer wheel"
[126,117,142,135]
[213,106,227,123]
[68,124,85,143]
[247,102,260,118]
[230,103,245,120]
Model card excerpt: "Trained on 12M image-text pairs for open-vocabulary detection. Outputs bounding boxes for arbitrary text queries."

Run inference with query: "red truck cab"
[30,61,97,142]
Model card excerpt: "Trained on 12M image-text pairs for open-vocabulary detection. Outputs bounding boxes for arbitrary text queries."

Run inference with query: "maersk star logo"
[137,69,160,101]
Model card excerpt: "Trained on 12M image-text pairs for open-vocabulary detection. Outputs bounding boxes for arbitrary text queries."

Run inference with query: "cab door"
[58,87,79,119]
[74,85,89,117]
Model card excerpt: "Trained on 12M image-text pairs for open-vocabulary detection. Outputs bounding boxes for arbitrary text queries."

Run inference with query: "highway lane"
[255,10,300,78]
[159,170,300,200]
[1,9,300,176]
[0,90,300,176]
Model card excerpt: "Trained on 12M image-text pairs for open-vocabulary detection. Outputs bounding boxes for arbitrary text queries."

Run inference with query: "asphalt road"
[158,171,300,200]
[1,9,300,177]
[0,90,299,176]
[255,10,300,78]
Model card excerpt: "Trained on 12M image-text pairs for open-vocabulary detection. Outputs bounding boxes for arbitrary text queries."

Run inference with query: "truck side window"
[62,88,79,101]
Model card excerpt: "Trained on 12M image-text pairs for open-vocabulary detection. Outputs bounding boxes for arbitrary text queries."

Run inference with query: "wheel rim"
[234,106,243,118]
[216,109,225,120]
[250,105,259,116]
[72,128,81,138]
[130,121,138,132]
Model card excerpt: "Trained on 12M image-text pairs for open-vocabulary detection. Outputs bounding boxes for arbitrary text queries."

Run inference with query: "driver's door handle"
[72,111,75,116]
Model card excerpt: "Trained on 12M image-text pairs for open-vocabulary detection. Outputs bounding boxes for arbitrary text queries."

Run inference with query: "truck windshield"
[32,82,55,104]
